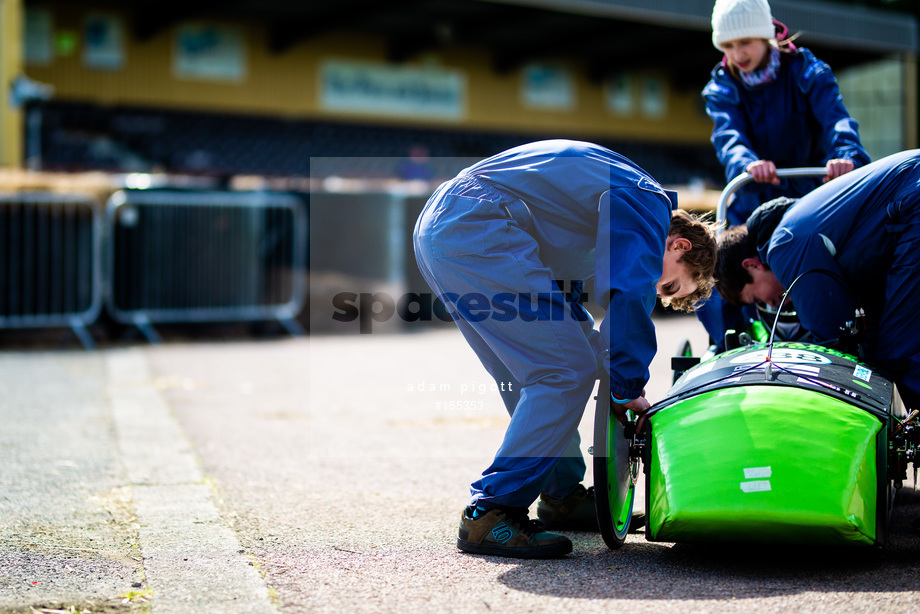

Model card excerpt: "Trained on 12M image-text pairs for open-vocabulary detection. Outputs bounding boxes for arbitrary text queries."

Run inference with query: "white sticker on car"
[743,466,771,479]
[730,349,831,365]
[741,467,772,493]
[854,364,872,382]
[740,480,772,493]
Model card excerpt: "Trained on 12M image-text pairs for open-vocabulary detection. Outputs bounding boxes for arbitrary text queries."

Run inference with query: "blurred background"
[0,0,917,347]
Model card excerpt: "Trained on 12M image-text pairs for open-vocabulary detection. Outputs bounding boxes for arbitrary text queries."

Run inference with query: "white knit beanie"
[711,0,775,50]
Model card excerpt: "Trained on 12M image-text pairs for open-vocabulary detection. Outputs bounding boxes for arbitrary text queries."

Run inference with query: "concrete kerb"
[106,349,277,613]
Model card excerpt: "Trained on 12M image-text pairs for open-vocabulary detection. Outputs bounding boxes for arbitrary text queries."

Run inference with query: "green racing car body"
[594,341,916,548]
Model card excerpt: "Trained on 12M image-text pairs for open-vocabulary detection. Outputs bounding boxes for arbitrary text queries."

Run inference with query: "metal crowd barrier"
[105,189,307,343]
[0,192,103,349]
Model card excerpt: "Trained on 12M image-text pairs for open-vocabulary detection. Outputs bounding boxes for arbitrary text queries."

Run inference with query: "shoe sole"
[456,537,572,559]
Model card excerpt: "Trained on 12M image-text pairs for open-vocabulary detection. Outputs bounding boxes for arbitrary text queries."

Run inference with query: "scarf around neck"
[739,46,781,88]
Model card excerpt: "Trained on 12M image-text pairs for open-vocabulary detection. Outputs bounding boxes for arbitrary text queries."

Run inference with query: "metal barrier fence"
[0,192,103,349]
[105,189,307,343]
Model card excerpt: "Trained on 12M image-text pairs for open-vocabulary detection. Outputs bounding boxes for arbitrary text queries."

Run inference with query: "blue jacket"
[703,48,870,224]
[461,140,675,400]
[759,149,920,343]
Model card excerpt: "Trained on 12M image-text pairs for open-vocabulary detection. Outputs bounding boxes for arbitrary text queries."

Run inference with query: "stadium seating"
[31,100,724,187]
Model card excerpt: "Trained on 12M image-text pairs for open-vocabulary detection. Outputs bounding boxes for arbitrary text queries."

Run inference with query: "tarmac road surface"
[2,313,919,613]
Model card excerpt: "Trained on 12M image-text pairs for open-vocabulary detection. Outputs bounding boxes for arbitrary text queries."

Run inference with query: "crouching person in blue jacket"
[413,140,717,558]
[716,149,920,410]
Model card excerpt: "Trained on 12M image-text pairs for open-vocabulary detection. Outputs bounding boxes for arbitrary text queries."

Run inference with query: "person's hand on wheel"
[611,391,650,426]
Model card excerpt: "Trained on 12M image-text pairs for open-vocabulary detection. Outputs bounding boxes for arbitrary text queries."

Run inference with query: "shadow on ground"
[495,487,920,601]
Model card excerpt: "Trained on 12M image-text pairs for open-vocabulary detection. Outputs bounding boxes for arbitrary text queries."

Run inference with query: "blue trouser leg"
[694,292,730,350]
[695,291,770,350]
[414,184,598,509]
[542,435,587,499]
[693,291,749,351]
[450,316,588,502]
[871,223,920,408]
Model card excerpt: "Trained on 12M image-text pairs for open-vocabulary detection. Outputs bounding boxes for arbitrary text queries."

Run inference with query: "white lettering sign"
[174,24,246,82]
[84,14,125,70]
[521,64,575,110]
[321,60,465,119]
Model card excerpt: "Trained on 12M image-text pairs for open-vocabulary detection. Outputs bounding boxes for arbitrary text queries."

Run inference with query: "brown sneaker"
[536,484,599,531]
[457,505,572,558]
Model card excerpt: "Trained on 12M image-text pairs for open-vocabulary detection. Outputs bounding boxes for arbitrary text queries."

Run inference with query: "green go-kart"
[593,168,919,548]
[594,338,918,548]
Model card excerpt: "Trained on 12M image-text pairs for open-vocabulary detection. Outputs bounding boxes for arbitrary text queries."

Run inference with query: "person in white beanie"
[705,0,869,226]
[696,0,871,350]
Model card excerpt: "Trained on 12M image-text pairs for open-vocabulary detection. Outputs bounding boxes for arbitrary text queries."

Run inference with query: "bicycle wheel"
[593,380,638,549]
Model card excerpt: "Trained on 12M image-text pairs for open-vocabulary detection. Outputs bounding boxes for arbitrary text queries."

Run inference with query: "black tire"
[593,379,638,549]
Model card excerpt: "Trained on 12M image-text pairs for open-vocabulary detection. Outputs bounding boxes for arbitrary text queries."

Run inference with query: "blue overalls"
[413,140,674,509]
[762,150,920,407]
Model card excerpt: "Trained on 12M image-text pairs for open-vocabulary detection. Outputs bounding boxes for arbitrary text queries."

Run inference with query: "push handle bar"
[716,167,827,234]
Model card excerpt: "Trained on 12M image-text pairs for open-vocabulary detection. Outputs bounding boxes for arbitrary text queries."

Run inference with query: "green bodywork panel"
[649,385,883,545]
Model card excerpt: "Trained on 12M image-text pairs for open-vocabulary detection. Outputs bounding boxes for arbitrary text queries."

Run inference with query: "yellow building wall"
[23,2,713,146]
[1,0,24,167]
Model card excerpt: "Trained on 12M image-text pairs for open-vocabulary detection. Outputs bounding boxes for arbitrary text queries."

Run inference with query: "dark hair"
[662,209,718,312]
[715,224,762,305]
